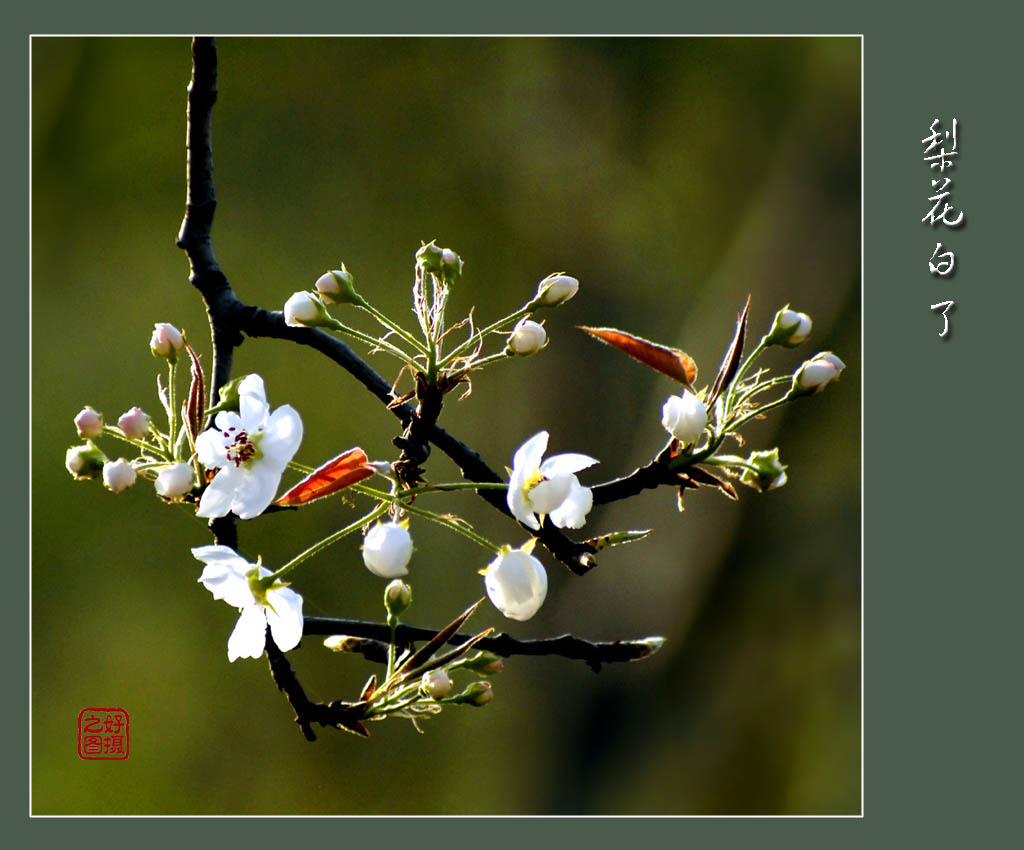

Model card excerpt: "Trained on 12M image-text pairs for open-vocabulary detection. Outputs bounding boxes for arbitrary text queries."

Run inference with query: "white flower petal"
[227,605,268,662]
[260,405,303,467]
[213,411,244,433]
[195,428,228,469]
[539,452,598,477]
[512,431,548,474]
[195,467,241,518]
[238,375,269,431]
[228,463,281,520]
[548,478,593,529]
[509,484,540,530]
[198,565,255,608]
[526,475,572,516]
[265,587,304,652]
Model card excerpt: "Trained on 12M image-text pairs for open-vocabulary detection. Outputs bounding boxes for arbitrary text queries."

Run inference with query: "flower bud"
[766,308,812,347]
[661,391,708,445]
[440,248,464,285]
[117,407,151,440]
[283,291,334,329]
[415,241,445,275]
[363,521,414,578]
[384,579,413,617]
[506,318,547,356]
[315,265,362,306]
[154,463,195,499]
[323,635,358,652]
[102,458,137,493]
[74,406,104,439]
[533,273,579,307]
[151,323,184,362]
[452,681,494,707]
[421,669,453,700]
[459,650,505,676]
[739,448,788,492]
[481,545,547,621]
[215,376,245,412]
[66,441,107,480]
[793,352,846,395]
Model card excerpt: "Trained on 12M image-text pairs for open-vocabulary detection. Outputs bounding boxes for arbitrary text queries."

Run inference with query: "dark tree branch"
[303,617,661,673]
[176,39,662,741]
[266,633,370,740]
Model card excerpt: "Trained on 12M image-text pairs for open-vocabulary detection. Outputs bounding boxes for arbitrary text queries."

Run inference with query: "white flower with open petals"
[195,374,303,520]
[507,431,597,531]
[192,545,304,662]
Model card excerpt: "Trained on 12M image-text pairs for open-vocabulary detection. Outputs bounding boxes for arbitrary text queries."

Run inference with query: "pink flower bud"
[151,323,184,360]
[117,407,151,440]
[74,406,104,439]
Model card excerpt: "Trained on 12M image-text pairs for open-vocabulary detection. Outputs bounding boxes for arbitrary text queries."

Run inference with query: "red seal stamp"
[78,708,129,760]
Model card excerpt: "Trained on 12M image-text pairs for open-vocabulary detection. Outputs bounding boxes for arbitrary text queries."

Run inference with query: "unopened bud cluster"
[416,242,464,286]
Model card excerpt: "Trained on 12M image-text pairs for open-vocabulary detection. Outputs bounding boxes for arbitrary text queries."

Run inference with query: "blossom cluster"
[64,247,845,745]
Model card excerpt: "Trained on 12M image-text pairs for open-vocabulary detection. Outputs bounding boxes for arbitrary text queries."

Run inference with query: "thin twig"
[304,617,662,673]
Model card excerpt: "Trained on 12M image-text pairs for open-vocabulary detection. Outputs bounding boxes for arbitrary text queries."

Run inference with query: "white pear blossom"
[195,374,303,520]
[192,545,304,662]
[661,391,708,445]
[362,521,413,578]
[506,431,597,531]
[117,407,151,440]
[154,463,195,499]
[534,274,579,307]
[102,458,137,493]
[481,543,548,621]
[74,406,104,439]
[507,319,547,355]
[796,352,846,394]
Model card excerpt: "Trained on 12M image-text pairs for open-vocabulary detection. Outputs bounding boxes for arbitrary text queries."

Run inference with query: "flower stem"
[100,426,166,458]
[350,482,501,553]
[267,502,390,583]
[355,299,430,355]
[399,500,502,554]
[725,395,792,434]
[441,303,533,365]
[166,361,177,453]
[324,318,417,363]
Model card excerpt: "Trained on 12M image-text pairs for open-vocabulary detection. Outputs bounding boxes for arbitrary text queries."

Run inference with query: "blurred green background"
[32,36,860,815]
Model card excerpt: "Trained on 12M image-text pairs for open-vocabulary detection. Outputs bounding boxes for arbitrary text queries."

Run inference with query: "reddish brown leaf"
[578,326,697,386]
[705,295,751,409]
[183,340,205,448]
[274,448,374,506]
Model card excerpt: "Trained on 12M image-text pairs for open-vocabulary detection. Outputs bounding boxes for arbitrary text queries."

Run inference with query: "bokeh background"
[32,36,860,815]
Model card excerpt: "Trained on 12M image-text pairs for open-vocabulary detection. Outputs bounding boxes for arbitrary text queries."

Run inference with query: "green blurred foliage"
[32,37,860,814]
